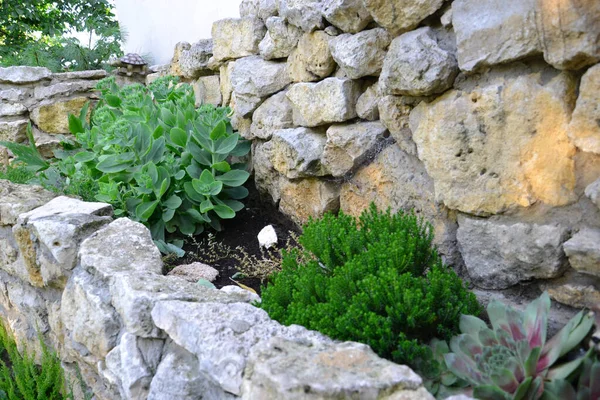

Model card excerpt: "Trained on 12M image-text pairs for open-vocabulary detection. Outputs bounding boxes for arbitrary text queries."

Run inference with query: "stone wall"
[0,67,109,157]
[0,180,432,400]
[162,0,600,313]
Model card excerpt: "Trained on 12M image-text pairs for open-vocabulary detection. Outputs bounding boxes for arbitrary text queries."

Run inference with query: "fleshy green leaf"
[136,200,159,221]
[163,195,182,209]
[216,169,250,187]
[170,127,188,147]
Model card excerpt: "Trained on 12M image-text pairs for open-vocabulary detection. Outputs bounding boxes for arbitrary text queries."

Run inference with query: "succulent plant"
[542,354,600,400]
[444,292,594,400]
[425,338,470,398]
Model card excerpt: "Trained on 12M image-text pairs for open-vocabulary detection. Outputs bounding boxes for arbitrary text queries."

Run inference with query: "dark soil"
[172,181,300,295]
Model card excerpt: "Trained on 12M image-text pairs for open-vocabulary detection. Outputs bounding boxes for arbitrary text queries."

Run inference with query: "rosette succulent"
[445,292,594,400]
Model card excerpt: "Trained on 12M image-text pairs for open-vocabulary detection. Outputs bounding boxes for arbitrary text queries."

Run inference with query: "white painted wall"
[114,0,241,65]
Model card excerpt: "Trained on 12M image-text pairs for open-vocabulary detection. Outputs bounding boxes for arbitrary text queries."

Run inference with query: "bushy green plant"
[260,204,481,371]
[0,321,69,399]
[0,164,36,184]
[444,292,595,400]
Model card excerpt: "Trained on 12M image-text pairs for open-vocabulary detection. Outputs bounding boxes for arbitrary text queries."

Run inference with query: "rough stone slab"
[563,228,600,278]
[212,18,266,62]
[168,42,191,77]
[568,64,600,154]
[0,88,28,102]
[270,127,326,178]
[230,92,264,119]
[356,82,380,121]
[329,28,391,79]
[585,178,600,210]
[79,218,163,279]
[253,141,283,204]
[322,121,388,177]
[286,78,361,127]
[0,181,56,226]
[178,39,214,79]
[380,27,458,96]
[457,215,570,289]
[151,300,330,396]
[30,97,90,134]
[340,145,459,265]
[34,80,98,99]
[279,178,340,226]
[220,61,236,106]
[259,17,303,60]
[194,75,222,107]
[544,271,600,309]
[279,0,324,32]
[167,262,219,283]
[51,70,107,81]
[363,0,444,35]
[241,337,431,400]
[536,0,600,70]
[410,64,577,215]
[251,90,294,140]
[0,102,27,117]
[19,196,112,223]
[322,0,372,33]
[0,118,28,143]
[231,56,290,98]
[287,31,335,83]
[0,66,52,84]
[453,0,542,72]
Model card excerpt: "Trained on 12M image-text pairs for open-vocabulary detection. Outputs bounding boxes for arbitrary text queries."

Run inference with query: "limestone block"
[240,0,259,17]
[51,70,107,81]
[167,262,219,283]
[0,118,28,142]
[362,0,444,35]
[257,0,279,20]
[0,88,27,103]
[241,337,432,400]
[329,28,391,79]
[230,109,254,140]
[585,178,600,210]
[544,271,600,309]
[30,97,90,134]
[279,0,324,32]
[380,27,458,96]
[0,181,56,226]
[356,82,380,121]
[168,42,191,77]
[251,90,294,140]
[568,64,600,154]
[270,127,326,178]
[178,39,214,79]
[279,178,340,225]
[79,218,163,279]
[340,145,459,264]
[536,0,600,70]
[193,75,222,107]
[378,95,421,155]
[457,215,570,289]
[322,0,372,33]
[33,80,98,99]
[220,61,236,106]
[286,78,361,127]
[453,0,542,72]
[231,56,290,98]
[231,92,264,119]
[0,66,52,84]
[563,228,600,278]
[322,121,388,177]
[259,17,303,60]
[287,31,336,83]
[253,141,283,204]
[409,65,577,215]
[0,102,27,117]
[212,18,266,62]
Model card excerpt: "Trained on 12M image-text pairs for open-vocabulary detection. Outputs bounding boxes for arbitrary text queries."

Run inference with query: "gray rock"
[563,228,600,278]
[79,218,163,279]
[230,92,264,119]
[536,0,600,70]
[270,127,326,178]
[279,0,324,32]
[194,75,222,107]
[453,0,542,72]
[258,0,280,20]
[356,82,380,121]
[220,61,236,106]
[543,271,600,310]
[167,262,219,283]
[212,18,266,62]
[253,141,283,204]
[240,0,260,17]
[0,88,26,103]
[329,28,391,79]
[231,56,290,98]
[322,121,388,177]
[287,31,336,82]
[0,102,27,117]
[457,215,570,289]
[0,180,55,226]
[322,0,372,33]
[585,178,600,210]
[34,80,98,99]
[380,27,458,96]
[61,268,121,358]
[179,39,214,79]
[50,70,107,81]
[0,66,52,84]
[151,300,329,396]
[0,118,28,143]
[241,337,431,400]
[568,64,600,154]
[251,90,294,140]
[259,17,303,60]
[19,196,112,221]
[221,285,261,304]
[363,0,444,35]
[286,78,361,127]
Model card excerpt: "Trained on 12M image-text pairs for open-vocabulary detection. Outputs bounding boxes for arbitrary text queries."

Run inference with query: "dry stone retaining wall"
[0,180,432,400]
[161,0,600,313]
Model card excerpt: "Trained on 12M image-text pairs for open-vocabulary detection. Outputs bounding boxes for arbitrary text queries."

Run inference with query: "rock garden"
[0,0,600,399]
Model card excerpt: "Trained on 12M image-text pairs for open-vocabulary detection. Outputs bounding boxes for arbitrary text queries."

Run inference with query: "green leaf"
[215,134,239,154]
[186,208,206,222]
[187,141,212,166]
[96,153,135,173]
[163,195,182,209]
[136,200,159,221]
[199,169,215,184]
[223,199,244,212]
[174,170,186,180]
[160,108,176,126]
[143,137,166,164]
[209,120,227,140]
[72,151,96,163]
[213,204,235,219]
[68,114,84,134]
[197,279,216,289]
[208,181,223,196]
[212,161,231,172]
[200,199,214,213]
[216,169,250,187]
[230,139,251,157]
[105,94,122,108]
[170,127,188,147]
[157,177,170,198]
[162,207,176,222]
[223,186,249,200]
[184,181,205,203]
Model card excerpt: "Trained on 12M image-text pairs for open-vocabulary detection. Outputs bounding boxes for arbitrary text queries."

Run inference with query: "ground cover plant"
[260,204,482,375]
[0,76,251,253]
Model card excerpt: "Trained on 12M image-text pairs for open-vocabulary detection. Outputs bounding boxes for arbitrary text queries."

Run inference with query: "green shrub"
[0,164,36,184]
[260,205,481,372]
[1,76,251,252]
